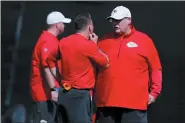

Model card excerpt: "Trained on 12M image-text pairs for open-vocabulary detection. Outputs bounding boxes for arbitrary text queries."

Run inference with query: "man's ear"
[55,23,59,29]
[127,17,131,24]
[88,25,93,34]
[56,23,62,29]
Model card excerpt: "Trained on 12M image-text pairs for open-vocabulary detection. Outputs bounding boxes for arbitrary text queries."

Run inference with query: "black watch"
[50,87,57,91]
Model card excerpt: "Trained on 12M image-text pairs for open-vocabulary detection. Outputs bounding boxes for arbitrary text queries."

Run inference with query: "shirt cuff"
[149,92,159,99]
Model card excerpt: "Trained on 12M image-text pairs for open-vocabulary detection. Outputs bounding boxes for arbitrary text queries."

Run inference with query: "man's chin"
[114,30,121,34]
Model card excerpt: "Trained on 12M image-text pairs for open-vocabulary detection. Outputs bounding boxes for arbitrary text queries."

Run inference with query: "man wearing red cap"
[95,6,162,123]
[29,11,71,123]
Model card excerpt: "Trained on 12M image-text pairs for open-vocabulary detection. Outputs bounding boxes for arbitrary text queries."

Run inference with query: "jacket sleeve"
[146,37,162,99]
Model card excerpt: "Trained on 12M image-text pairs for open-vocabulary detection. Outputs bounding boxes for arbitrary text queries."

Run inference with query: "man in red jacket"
[95,6,162,123]
[29,11,71,123]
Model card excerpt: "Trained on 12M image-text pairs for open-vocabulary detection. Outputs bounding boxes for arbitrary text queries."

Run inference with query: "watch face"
[55,88,60,92]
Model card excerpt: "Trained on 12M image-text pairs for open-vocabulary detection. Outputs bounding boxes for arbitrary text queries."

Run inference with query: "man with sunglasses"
[95,6,162,123]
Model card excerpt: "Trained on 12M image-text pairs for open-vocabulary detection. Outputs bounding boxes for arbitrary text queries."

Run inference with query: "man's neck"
[47,28,59,37]
[124,27,131,35]
[76,31,89,40]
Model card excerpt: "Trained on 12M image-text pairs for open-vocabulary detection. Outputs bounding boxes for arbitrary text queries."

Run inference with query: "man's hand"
[89,33,98,44]
[51,91,58,102]
[148,94,155,105]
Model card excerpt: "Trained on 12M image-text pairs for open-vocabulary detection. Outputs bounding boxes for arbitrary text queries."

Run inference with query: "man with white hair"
[95,6,162,123]
[29,11,71,123]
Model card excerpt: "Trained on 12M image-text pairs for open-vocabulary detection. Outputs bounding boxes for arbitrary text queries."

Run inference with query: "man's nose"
[112,22,117,26]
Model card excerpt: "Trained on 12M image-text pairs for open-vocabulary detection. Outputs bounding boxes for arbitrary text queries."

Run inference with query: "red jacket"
[95,27,162,110]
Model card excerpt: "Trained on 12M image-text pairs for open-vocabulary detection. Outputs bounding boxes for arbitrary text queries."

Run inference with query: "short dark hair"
[74,13,92,31]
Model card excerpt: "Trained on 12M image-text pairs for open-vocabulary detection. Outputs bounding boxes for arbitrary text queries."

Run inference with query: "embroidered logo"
[113,9,117,13]
[126,41,138,48]
[44,48,48,52]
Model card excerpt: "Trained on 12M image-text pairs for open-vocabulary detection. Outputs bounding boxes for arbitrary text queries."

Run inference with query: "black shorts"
[56,88,92,123]
[96,107,147,123]
[29,100,57,123]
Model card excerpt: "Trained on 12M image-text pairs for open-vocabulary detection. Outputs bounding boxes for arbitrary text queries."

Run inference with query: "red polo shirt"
[47,34,109,89]
[30,31,60,102]
[95,27,162,110]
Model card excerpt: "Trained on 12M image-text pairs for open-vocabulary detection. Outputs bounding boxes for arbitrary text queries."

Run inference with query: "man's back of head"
[74,13,93,33]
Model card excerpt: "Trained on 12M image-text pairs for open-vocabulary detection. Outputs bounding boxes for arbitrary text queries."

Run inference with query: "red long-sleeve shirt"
[30,31,60,102]
[95,27,162,110]
[47,34,109,89]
